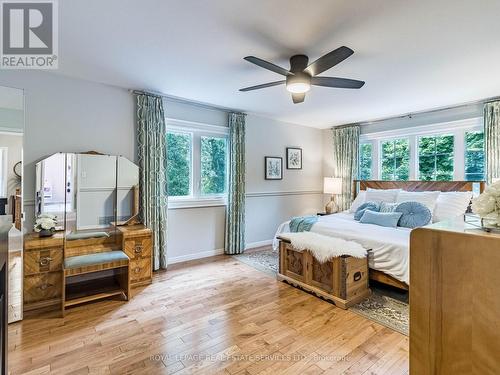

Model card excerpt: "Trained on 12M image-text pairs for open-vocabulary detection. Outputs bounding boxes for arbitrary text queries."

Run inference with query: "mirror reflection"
[0,85,24,323]
[35,153,139,238]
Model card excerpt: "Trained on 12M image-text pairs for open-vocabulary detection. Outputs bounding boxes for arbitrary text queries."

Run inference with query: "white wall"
[0,72,324,263]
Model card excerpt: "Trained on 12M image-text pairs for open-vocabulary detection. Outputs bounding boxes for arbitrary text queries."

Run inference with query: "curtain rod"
[333,94,500,129]
[130,89,245,114]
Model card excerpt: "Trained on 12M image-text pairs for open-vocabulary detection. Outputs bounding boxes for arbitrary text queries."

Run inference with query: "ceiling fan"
[239,46,365,104]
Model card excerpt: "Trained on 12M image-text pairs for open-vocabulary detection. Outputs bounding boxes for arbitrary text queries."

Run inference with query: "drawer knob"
[39,257,52,266]
[134,267,141,273]
[134,245,143,254]
[38,283,54,291]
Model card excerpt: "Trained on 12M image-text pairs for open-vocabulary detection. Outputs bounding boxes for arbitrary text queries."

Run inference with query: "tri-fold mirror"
[35,153,139,235]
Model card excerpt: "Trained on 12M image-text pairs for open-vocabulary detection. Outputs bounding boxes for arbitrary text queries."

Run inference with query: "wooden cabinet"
[24,233,64,312]
[278,239,370,309]
[119,225,153,287]
[410,218,500,374]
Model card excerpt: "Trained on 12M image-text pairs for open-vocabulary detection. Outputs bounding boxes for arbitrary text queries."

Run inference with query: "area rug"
[235,247,409,336]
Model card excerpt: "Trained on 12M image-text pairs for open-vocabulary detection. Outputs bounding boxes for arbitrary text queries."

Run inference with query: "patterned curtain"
[136,93,168,270]
[225,113,246,254]
[331,125,360,211]
[484,101,500,183]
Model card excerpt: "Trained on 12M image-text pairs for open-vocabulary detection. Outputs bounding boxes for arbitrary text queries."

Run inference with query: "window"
[359,143,372,180]
[201,136,227,195]
[380,138,410,180]
[166,120,228,207]
[465,131,485,181]
[167,132,192,197]
[360,117,484,181]
[418,134,454,181]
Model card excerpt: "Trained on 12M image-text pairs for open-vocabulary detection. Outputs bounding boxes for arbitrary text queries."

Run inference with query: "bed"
[275,180,485,290]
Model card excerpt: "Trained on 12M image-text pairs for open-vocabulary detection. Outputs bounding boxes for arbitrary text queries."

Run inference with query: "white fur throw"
[281,232,367,262]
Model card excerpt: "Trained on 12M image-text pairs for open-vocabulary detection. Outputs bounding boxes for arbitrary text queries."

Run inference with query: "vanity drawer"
[124,236,152,260]
[24,248,63,275]
[24,272,62,304]
[130,258,152,283]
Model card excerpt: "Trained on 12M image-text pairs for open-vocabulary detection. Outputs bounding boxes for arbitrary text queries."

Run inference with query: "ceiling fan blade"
[292,93,305,104]
[311,76,365,89]
[306,46,354,76]
[244,56,291,76]
[239,80,285,92]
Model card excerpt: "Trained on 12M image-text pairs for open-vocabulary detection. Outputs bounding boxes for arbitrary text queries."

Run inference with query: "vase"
[39,229,54,238]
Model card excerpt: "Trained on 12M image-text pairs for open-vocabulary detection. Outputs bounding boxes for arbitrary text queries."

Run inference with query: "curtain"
[225,113,246,255]
[484,101,500,183]
[136,93,168,270]
[331,125,360,211]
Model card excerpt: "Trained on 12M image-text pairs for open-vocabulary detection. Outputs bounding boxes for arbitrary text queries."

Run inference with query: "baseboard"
[245,239,273,250]
[167,248,225,264]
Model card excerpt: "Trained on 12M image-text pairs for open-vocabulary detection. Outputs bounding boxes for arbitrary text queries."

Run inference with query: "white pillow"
[349,191,366,213]
[365,189,400,203]
[396,191,440,214]
[433,191,473,223]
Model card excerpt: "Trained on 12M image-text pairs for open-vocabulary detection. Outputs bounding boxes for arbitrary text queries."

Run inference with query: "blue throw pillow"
[354,201,380,221]
[359,210,403,228]
[395,201,432,228]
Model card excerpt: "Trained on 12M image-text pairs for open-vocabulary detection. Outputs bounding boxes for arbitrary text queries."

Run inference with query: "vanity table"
[24,152,153,316]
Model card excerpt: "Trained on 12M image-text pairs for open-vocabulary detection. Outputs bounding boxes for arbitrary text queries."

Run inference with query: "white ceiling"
[57,0,500,128]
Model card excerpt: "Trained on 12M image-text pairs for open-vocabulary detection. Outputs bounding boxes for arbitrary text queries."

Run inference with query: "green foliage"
[381,139,410,180]
[201,137,227,195]
[465,131,485,181]
[359,143,372,180]
[418,135,454,181]
[167,132,191,196]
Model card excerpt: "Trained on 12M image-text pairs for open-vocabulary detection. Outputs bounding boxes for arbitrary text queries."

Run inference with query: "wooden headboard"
[353,180,485,199]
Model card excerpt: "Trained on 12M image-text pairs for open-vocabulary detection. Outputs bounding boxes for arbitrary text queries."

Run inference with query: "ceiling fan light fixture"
[286,73,311,94]
[286,82,310,94]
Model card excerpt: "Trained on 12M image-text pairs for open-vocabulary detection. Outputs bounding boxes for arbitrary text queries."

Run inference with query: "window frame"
[416,133,455,181]
[166,118,229,209]
[359,117,483,181]
[464,130,485,181]
[378,137,411,181]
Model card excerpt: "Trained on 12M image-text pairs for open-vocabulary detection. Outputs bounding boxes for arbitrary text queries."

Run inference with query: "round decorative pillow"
[394,201,432,228]
[354,201,380,221]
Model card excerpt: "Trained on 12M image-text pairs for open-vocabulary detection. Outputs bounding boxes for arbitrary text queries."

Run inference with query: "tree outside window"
[381,138,410,180]
[465,131,485,181]
[418,134,454,181]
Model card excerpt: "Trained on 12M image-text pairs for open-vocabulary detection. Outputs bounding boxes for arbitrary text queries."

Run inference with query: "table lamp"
[323,177,342,214]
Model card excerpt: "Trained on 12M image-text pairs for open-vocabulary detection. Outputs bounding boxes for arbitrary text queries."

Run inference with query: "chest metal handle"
[39,257,52,267]
[134,245,143,254]
[39,283,54,291]
[134,267,141,273]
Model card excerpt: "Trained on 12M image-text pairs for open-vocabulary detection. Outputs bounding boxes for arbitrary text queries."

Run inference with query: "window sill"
[168,197,227,209]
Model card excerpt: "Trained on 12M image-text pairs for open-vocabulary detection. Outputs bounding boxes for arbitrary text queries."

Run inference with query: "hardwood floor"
[8,255,409,374]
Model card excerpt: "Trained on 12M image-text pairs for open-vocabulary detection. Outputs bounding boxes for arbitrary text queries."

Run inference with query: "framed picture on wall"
[265,157,283,180]
[286,147,302,169]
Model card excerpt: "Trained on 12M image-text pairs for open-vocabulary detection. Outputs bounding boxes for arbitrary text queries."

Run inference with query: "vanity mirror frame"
[34,151,140,235]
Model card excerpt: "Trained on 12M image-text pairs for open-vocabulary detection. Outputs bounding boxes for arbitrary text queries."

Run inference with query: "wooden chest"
[278,239,370,309]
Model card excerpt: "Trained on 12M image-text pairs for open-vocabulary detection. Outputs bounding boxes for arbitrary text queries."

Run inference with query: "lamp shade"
[493,178,500,183]
[323,177,342,194]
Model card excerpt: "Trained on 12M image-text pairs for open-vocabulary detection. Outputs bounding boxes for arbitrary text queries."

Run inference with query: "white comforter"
[274,212,411,284]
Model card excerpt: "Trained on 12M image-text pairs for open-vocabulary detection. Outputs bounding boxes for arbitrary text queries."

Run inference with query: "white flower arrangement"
[34,214,57,233]
[471,180,500,227]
